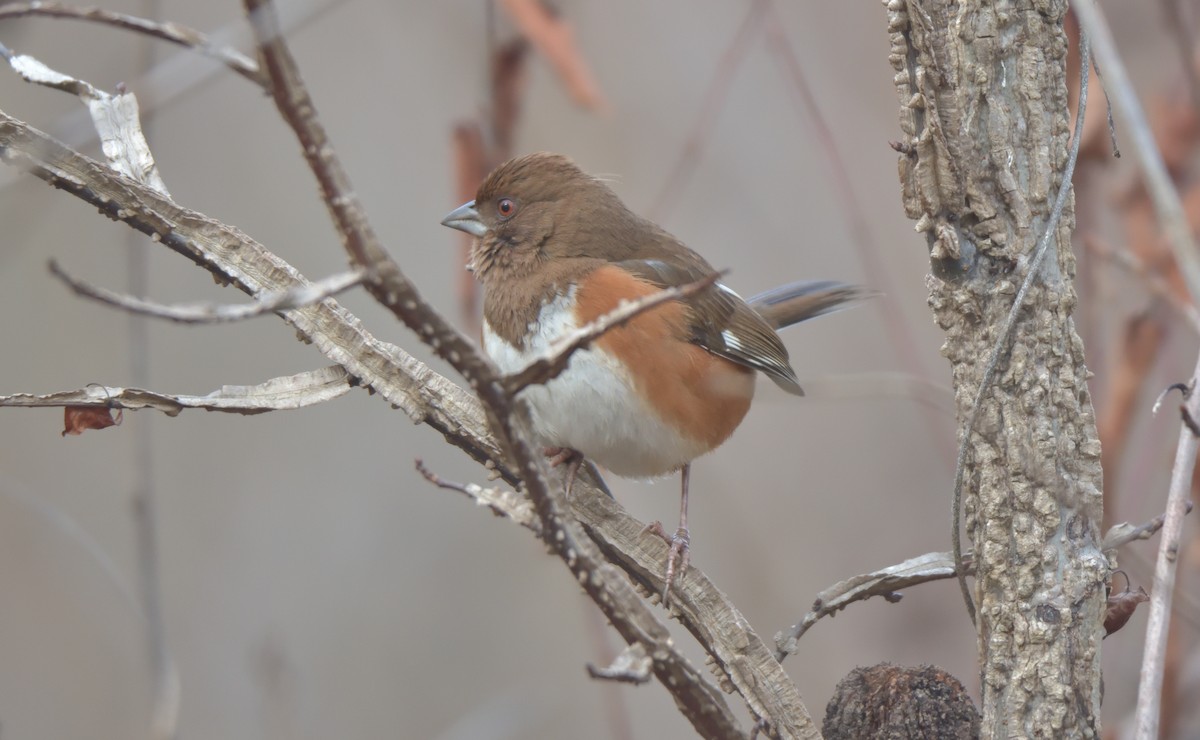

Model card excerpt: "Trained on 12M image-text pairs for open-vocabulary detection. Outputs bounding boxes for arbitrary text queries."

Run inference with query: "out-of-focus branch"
[497,0,607,112]
[1074,0,1200,307]
[0,2,265,86]
[1082,235,1200,330]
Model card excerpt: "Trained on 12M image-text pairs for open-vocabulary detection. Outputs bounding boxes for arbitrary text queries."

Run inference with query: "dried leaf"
[62,405,122,436]
[3,48,168,194]
[1104,586,1149,636]
[5,366,352,422]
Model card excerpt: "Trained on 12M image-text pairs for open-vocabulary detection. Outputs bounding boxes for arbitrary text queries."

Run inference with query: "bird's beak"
[441,200,487,238]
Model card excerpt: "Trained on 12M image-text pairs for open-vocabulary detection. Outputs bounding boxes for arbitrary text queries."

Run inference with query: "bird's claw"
[645,521,690,606]
[543,447,584,498]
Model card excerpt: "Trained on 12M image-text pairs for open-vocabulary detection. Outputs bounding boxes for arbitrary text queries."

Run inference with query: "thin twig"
[504,270,725,392]
[762,0,949,470]
[648,0,764,219]
[1081,234,1200,330]
[1103,501,1194,551]
[950,28,1091,624]
[50,259,366,323]
[415,459,540,534]
[0,2,265,86]
[1161,0,1200,111]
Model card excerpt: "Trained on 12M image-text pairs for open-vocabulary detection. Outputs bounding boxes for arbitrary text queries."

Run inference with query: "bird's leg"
[544,447,584,498]
[644,463,691,605]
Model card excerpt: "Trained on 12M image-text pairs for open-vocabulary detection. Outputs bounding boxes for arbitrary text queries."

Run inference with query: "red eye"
[497,198,516,218]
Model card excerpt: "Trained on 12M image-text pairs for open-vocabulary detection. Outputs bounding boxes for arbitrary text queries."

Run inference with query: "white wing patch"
[720,329,745,353]
[717,282,744,300]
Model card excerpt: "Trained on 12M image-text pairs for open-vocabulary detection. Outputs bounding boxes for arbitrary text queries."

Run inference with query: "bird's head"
[441,152,634,281]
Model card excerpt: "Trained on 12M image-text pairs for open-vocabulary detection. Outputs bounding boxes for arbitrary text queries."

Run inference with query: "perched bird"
[442,152,864,600]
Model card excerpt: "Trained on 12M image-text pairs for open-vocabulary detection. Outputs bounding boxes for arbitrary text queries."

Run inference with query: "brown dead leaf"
[499,0,608,112]
[1104,585,1149,636]
[62,405,122,436]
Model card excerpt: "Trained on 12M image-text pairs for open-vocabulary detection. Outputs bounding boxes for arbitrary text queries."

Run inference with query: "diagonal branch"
[0,2,265,86]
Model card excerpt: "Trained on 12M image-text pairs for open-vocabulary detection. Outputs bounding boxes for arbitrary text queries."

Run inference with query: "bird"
[442,152,866,601]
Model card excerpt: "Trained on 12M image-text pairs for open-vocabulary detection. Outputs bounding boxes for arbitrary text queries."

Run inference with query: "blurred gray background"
[0,1,1187,738]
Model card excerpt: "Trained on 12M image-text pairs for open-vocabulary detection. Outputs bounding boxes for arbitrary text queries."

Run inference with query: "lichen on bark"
[883,1,1107,736]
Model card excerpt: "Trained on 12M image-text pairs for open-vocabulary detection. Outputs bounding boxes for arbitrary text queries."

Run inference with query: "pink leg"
[644,463,691,605]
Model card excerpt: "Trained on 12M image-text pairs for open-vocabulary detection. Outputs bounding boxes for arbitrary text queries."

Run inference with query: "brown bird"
[442,152,865,600]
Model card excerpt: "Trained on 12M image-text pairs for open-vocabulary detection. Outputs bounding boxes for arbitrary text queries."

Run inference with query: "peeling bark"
[883,1,1107,736]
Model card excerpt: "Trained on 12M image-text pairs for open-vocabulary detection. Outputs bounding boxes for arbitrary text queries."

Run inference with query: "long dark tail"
[747,280,875,330]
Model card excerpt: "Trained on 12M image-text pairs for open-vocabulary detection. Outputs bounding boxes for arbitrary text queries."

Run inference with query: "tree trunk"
[883,1,1107,736]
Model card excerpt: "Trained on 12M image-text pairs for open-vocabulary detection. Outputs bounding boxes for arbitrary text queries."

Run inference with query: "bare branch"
[1136,355,1200,739]
[649,0,763,218]
[774,550,961,660]
[415,459,540,535]
[50,259,366,324]
[774,503,1192,661]
[1102,501,1194,551]
[504,270,725,393]
[0,367,353,416]
[1081,234,1200,331]
[0,2,265,87]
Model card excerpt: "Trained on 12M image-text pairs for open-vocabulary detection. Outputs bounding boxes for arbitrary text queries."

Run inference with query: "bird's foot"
[644,521,690,606]
[543,447,584,498]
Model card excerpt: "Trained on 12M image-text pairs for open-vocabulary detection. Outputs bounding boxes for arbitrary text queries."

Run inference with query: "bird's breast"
[482,270,755,478]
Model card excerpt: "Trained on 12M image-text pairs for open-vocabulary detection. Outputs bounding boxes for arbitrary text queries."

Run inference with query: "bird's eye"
[497,198,517,219]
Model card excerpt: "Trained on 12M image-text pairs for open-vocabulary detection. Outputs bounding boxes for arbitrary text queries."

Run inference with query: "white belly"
[483,290,707,477]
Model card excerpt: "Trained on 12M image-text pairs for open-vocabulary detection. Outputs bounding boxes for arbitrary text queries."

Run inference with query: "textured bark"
[883,2,1107,737]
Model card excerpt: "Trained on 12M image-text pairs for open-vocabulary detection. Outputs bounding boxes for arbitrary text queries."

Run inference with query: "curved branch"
[0,2,265,86]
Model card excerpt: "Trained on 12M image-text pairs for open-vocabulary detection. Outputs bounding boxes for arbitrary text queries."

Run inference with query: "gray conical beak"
[441,200,486,237]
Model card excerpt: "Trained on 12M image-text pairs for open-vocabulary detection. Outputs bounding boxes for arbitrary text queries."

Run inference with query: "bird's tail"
[747,280,875,330]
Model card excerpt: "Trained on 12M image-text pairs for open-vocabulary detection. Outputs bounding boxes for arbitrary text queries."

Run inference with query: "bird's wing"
[614,258,804,396]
